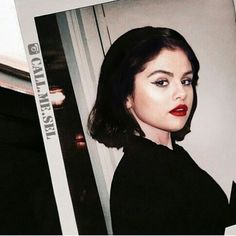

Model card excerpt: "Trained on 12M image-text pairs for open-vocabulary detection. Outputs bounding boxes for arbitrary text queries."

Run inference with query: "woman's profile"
[88,26,233,234]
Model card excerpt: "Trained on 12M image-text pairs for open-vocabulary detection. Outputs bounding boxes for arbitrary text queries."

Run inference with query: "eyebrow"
[147,70,193,78]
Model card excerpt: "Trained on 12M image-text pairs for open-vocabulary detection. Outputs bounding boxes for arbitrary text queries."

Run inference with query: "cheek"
[133,88,163,109]
[188,88,194,108]
[131,88,167,121]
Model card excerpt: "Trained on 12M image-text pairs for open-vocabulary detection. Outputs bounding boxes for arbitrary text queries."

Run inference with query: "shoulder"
[120,135,167,170]
[112,136,183,186]
[123,135,175,160]
[122,135,192,167]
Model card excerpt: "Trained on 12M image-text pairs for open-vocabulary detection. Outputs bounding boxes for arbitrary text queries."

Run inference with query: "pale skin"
[126,48,194,149]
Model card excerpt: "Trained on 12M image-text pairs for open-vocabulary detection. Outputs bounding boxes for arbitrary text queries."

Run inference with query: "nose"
[173,82,187,101]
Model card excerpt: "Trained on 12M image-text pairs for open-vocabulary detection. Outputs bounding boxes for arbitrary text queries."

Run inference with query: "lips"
[170,104,188,116]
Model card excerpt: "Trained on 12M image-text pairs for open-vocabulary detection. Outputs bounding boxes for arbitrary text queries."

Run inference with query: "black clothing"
[110,135,230,234]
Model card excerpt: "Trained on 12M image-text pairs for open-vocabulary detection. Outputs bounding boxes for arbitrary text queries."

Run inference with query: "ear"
[125,96,133,109]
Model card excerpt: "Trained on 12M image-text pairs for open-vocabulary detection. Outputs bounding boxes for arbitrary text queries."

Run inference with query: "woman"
[88,27,231,234]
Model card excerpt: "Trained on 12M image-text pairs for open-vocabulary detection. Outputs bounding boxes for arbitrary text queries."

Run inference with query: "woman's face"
[126,48,193,137]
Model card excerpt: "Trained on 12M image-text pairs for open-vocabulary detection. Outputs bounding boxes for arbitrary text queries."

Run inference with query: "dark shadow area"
[0,87,61,234]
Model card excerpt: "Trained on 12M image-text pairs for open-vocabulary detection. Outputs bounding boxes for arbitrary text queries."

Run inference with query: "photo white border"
[14,0,115,234]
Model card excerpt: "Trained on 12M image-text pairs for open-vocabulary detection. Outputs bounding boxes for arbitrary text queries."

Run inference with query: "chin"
[168,123,186,132]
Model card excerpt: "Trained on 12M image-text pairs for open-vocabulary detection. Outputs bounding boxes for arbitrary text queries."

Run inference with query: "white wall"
[0,0,28,71]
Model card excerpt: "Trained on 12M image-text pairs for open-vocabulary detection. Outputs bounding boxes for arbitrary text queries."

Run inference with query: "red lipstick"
[170,104,188,116]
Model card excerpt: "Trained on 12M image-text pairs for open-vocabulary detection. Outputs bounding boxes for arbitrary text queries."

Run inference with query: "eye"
[151,79,169,87]
[181,78,193,86]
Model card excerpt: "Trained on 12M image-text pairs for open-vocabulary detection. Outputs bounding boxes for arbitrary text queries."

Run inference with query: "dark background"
[0,86,61,234]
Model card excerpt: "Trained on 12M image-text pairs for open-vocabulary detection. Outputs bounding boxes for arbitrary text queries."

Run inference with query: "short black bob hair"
[88,26,200,148]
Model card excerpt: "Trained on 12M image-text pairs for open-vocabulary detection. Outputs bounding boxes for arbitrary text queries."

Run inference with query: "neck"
[144,129,173,149]
[130,109,173,149]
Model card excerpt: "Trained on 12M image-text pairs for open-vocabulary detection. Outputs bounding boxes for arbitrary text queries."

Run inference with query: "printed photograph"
[13,0,236,234]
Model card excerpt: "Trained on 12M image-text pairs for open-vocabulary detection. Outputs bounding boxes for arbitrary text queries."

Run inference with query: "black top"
[110,135,230,234]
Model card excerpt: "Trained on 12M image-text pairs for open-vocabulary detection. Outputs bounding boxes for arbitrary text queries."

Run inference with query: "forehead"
[144,48,192,71]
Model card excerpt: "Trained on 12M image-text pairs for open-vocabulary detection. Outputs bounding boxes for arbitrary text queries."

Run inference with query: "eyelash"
[151,79,169,87]
[151,78,193,87]
[182,78,193,86]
